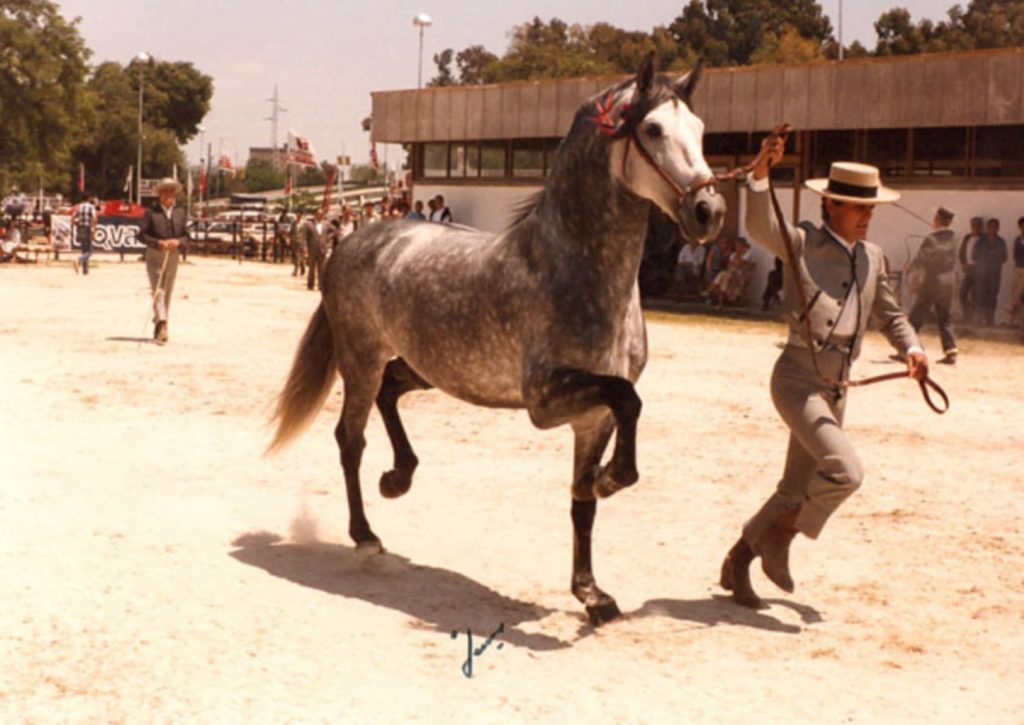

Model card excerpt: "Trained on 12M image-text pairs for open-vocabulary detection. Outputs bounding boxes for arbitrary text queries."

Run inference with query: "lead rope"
[762,126,949,414]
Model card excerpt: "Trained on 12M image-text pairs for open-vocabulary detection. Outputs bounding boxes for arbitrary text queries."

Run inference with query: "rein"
[759,125,948,415]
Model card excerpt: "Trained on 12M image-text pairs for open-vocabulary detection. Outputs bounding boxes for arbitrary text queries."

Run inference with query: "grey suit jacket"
[297,219,328,256]
[139,205,188,250]
[745,183,919,360]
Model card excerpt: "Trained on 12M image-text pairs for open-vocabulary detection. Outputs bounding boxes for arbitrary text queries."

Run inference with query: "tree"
[428,49,456,87]
[750,24,826,64]
[71,58,209,198]
[0,0,90,193]
[668,0,833,67]
[456,45,499,84]
[869,1,1024,56]
[244,158,284,193]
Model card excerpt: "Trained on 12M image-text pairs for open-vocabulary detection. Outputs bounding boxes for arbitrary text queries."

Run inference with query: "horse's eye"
[646,123,663,140]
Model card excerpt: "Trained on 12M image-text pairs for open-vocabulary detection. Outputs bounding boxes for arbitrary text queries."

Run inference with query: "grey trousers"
[145,247,179,323]
[744,345,864,543]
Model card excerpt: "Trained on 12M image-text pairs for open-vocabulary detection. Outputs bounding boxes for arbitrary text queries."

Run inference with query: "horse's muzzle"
[678,185,726,244]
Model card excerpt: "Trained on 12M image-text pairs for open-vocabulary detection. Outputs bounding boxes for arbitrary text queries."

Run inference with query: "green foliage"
[669,0,833,67]
[244,158,284,193]
[873,0,1024,56]
[348,163,386,185]
[428,49,456,87]
[126,58,213,144]
[0,0,90,193]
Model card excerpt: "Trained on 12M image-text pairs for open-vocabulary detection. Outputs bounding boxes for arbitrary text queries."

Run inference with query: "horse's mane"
[505,190,544,231]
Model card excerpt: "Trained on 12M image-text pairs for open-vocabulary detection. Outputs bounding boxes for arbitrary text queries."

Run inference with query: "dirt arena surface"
[2,256,1022,722]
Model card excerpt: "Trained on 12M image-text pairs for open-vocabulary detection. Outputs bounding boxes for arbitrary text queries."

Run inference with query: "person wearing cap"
[905,207,959,364]
[138,177,187,345]
[719,134,928,609]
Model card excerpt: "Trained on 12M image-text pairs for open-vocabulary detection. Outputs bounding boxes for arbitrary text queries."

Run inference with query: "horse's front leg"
[375,357,433,499]
[524,367,642,498]
[570,418,621,625]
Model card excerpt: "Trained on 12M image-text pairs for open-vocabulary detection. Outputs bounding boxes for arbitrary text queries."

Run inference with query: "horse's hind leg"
[570,417,621,625]
[335,364,387,552]
[376,357,433,499]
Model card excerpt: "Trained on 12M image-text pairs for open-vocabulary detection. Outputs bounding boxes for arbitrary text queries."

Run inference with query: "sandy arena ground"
[1,256,1022,723]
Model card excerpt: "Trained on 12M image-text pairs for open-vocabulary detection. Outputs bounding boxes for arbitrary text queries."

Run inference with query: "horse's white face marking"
[619,96,713,220]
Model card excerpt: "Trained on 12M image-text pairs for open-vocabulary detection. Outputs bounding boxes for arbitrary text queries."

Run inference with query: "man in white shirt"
[674,238,706,299]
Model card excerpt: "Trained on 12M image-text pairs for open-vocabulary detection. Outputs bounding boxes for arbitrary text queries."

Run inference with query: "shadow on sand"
[631,595,823,635]
[229,531,570,652]
[105,336,156,344]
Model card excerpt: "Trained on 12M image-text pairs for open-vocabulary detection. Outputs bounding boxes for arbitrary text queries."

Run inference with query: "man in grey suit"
[720,137,929,609]
[297,207,329,291]
[906,207,959,364]
[138,177,187,345]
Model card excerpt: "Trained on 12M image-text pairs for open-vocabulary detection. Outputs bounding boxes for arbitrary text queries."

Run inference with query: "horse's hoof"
[379,469,412,499]
[592,463,638,499]
[355,537,384,554]
[586,598,622,626]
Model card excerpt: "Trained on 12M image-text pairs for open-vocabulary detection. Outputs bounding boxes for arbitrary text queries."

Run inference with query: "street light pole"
[413,13,432,90]
[135,51,150,205]
[838,0,844,61]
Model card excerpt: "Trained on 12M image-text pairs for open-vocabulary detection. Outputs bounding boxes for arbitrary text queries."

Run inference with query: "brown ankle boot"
[719,537,765,609]
[155,320,168,345]
[754,507,799,593]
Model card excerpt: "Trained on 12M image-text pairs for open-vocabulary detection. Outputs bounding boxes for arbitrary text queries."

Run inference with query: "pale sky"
[57,0,950,168]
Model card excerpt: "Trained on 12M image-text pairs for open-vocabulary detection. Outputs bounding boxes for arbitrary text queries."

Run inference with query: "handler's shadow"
[229,531,569,652]
[106,336,157,344]
[630,595,823,635]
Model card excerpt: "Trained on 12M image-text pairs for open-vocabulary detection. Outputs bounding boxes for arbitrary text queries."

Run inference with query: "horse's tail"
[266,304,337,454]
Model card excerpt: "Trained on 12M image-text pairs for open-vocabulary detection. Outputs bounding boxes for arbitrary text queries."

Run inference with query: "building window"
[480,142,506,178]
[912,127,966,177]
[864,128,909,177]
[512,140,545,178]
[422,143,448,178]
[810,130,856,178]
[449,143,480,178]
[974,124,1024,177]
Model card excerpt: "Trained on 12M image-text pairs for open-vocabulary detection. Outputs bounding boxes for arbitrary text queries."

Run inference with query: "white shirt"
[677,242,705,267]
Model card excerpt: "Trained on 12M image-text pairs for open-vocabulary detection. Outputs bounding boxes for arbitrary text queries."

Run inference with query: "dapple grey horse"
[268,56,725,624]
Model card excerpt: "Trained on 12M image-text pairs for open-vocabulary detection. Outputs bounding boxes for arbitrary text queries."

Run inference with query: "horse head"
[587,55,725,244]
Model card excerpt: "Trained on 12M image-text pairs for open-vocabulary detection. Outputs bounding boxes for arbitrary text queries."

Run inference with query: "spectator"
[361,201,380,226]
[705,237,755,307]
[290,210,306,278]
[958,216,983,323]
[430,194,453,224]
[674,238,706,300]
[405,200,426,221]
[906,206,959,363]
[703,236,730,287]
[73,195,98,275]
[761,256,784,312]
[1010,216,1024,326]
[0,216,22,263]
[297,207,329,291]
[973,218,1008,326]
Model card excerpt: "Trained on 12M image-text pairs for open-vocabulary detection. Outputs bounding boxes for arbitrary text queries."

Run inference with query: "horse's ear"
[637,52,656,95]
[674,58,704,102]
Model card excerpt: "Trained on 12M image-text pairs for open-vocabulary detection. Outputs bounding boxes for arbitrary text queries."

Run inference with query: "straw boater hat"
[155,177,182,193]
[805,162,900,204]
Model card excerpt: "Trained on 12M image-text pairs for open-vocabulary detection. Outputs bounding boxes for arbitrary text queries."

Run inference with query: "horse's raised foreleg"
[335,371,386,552]
[570,418,621,625]
[525,368,642,499]
[376,357,433,499]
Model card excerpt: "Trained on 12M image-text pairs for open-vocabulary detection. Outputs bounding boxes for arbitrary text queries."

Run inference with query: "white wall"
[412,184,539,232]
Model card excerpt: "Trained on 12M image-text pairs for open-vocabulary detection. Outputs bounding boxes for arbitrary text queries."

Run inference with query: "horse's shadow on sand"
[105,336,157,344]
[230,532,821,649]
[229,532,570,652]
[630,596,822,635]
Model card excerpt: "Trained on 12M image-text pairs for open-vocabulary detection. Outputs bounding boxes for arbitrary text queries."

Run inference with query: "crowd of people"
[672,235,759,308]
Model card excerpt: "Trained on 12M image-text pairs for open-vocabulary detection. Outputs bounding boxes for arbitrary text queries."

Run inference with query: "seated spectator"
[1,217,23,263]
[705,238,755,307]
[761,256,784,311]
[674,238,706,300]
[406,200,427,221]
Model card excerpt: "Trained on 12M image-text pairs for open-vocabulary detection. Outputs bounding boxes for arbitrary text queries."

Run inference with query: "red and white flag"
[369,141,380,170]
[198,164,207,195]
[284,170,292,197]
[217,154,236,176]
[77,163,85,193]
[287,130,317,168]
[122,166,133,197]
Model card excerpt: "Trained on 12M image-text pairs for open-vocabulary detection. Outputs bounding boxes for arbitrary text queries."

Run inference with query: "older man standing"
[719,134,928,609]
[906,207,959,364]
[138,177,187,345]
[297,207,329,291]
